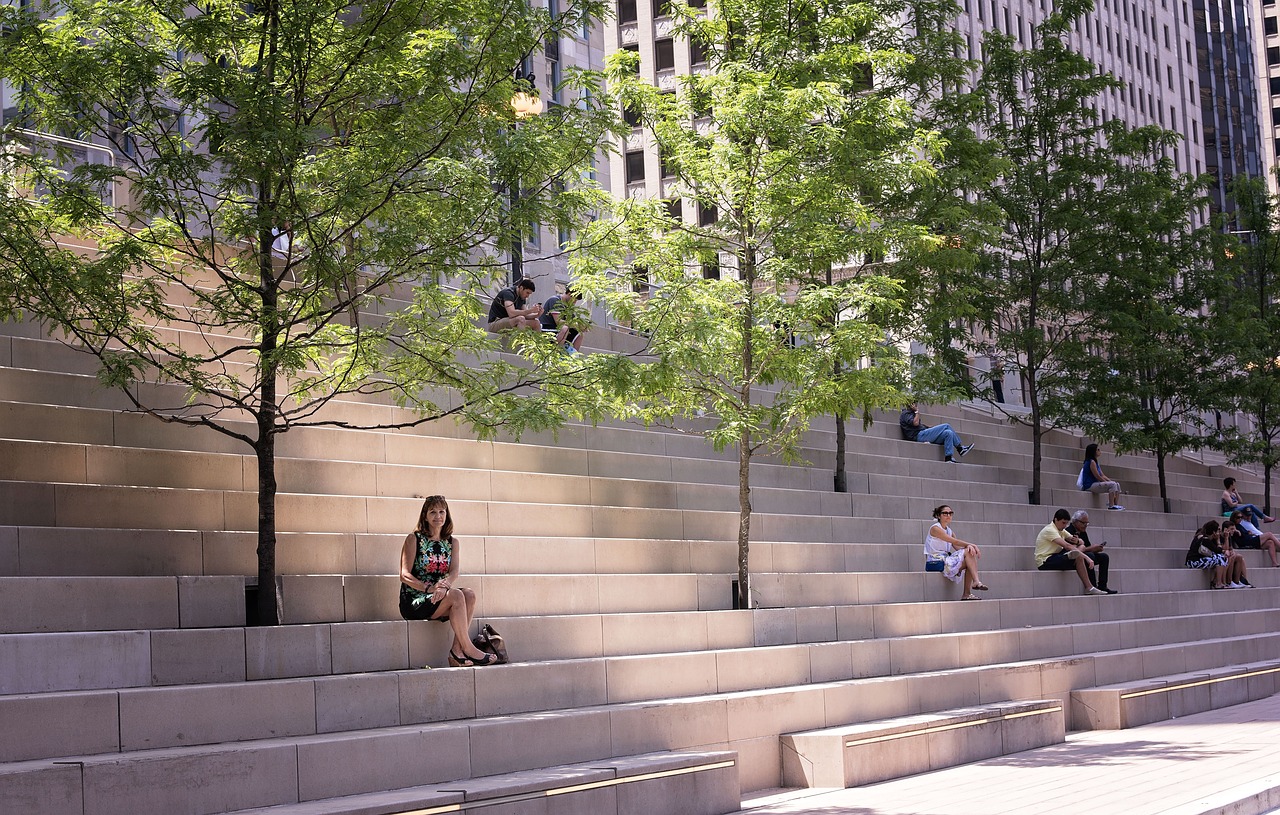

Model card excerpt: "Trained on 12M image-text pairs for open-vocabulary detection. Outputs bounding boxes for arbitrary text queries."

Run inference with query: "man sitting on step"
[899,402,974,463]
[1036,508,1109,596]
[1065,510,1118,593]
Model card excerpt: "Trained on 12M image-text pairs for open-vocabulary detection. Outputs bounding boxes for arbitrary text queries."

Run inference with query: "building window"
[1270,46,1280,65]
[698,202,718,226]
[623,43,640,73]
[701,260,720,279]
[665,198,683,224]
[623,101,642,128]
[619,0,638,23]
[690,39,710,67]
[655,38,675,71]
[625,150,646,184]
[1268,16,1279,36]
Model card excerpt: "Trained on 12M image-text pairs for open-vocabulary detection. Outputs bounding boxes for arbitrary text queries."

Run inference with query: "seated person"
[1186,520,1232,589]
[899,402,974,463]
[1079,443,1124,511]
[1221,477,1274,526]
[400,495,498,666]
[1218,519,1255,588]
[486,277,542,332]
[540,284,586,354]
[1064,510,1117,593]
[1035,508,1107,595]
[1227,509,1280,567]
[923,504,990,600]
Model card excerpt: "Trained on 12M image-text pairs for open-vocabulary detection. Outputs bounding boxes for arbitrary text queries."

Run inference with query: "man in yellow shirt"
[1035,508,1107,596]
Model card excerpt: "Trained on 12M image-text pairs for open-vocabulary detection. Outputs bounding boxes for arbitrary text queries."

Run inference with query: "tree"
[0,0,617,623]
[922,5,1146,504]
[1220,176,1280,514]
[1068,129,1227,513]
[579,0,951,609]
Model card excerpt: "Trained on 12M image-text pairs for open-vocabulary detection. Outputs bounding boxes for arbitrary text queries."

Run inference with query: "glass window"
[655,38,675,71]
[619,0,637,23]
[625,151,646,184]
[1268,16,1279,35]
[698,202,718,226]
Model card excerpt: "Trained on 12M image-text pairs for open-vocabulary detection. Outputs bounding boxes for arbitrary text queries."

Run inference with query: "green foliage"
[1066,129,1226,510]
[1218,176,1280,511]
[908,5,1200,504]
[589,0,952,605]
[0,0,618,622]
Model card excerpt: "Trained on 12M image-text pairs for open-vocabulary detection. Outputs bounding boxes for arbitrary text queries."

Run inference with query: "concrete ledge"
[1070,659,1280,730]
[220,749,738,815]
[780,699,1065,788]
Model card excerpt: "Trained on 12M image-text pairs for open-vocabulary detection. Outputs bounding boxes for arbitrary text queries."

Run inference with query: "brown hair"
[415,495,454,541]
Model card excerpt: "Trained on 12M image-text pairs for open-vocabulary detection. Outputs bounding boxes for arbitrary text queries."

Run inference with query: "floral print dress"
[400,533,453,613]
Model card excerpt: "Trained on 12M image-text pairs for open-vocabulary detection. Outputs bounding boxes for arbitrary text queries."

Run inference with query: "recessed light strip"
[843,706,1063,748]
[1119,665,1280,700]
[389,758,737,815]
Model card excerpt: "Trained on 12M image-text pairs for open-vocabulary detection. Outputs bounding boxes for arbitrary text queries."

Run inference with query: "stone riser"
[2,628,1278,813]
[0,355,1233,507]
[3,584,1275,706]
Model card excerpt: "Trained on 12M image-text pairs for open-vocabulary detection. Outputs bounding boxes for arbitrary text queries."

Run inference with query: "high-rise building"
[602,0,1228,214]
[1193,0,1266,223]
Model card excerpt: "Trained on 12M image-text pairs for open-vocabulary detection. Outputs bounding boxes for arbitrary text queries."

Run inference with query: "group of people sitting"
[925,505,1115,600]
[926,476,1280,601]
[486,277,586,354]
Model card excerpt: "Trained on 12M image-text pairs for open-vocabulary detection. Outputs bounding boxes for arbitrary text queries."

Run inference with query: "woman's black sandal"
[449,651,499,667]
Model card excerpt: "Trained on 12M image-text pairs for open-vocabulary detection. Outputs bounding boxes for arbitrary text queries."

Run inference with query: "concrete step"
[1070,658,1280,731]
[220,749,741,815]
[780,698,1065,788]
[1,626,1277,808]
[0,576,244,633]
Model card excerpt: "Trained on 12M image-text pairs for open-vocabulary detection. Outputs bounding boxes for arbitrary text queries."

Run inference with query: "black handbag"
[472,623,508,664]
[924,558,945,573]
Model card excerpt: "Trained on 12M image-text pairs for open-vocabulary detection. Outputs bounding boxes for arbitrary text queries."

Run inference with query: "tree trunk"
[834,412,847,493]
[1156,449,1170,514]
[1265,460,1273,517]
[1027,366,1042,505]
[254,436,281,624]
[736,427,752,610]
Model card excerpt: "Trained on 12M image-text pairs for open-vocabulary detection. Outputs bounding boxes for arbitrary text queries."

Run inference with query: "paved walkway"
[736,693,1280,815]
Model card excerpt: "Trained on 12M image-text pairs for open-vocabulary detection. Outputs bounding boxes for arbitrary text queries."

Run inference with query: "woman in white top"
[924,504,989,600]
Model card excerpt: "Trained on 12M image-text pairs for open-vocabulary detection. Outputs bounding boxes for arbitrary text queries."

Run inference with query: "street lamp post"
[508,71,544,286]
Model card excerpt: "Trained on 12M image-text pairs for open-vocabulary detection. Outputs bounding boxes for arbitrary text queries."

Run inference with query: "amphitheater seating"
[0,317,1277,815]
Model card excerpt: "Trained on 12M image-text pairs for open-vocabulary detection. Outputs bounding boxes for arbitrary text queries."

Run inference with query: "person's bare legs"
[1210,564,1227,588]
[1231,554,1248,584]
[1263,535,1280,566]
[963,548,985,589]
[432,588,487,660]
[1068,550,1096,589]
[1110,486,1121,506]
[961,566,974,598]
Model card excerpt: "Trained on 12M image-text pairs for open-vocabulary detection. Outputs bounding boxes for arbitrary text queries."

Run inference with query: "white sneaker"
[1108,504,1125,511]
[1084,586,1107,596]
[1228,582,1244,588]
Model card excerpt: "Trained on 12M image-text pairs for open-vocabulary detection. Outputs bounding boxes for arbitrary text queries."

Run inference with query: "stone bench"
[1071,659,1280,730]
[219,749,740,815]
[779,699,1065,788]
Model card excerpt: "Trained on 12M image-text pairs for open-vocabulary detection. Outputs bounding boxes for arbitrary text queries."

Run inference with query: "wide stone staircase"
[0,315,1277,815]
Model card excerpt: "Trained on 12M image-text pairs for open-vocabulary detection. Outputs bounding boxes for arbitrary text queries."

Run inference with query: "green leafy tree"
[922,6,1146,504]
[0,0,617,623]
[1220,176,1280,513]
[580,0,951,608]
[1068,129,1226,513]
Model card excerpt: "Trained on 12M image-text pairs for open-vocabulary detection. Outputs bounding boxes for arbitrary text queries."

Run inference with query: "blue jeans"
[1226,503,1268,526]
[916,423,964,457]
